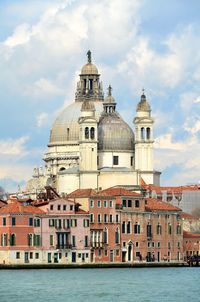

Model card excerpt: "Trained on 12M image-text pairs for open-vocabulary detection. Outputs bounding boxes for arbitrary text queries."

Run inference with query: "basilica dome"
[49,101,103,145]
[81,63,99,75]
[98,112,135,151]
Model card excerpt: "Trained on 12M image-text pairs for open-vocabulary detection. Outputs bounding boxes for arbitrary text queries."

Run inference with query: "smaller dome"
[81,63,99,75]
[136,94,151,112]
[81,100,95,111]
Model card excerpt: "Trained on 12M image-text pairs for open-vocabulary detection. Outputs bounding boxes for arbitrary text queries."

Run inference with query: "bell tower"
[134,91,159,184]
[78,99,98,189]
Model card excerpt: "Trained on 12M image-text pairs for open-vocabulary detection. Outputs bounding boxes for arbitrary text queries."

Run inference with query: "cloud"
[0,136,29,156]
[25,78,64,97]
[36,112,49,128]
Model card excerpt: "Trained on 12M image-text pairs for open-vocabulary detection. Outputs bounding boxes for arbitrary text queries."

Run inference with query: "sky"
[1,0,200,192]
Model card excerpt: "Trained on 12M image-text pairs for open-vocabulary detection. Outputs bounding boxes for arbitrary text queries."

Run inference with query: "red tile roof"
[183,231,200,239]
[67,189,97,198]
[0,202,45,215]
[142,183,200,193]
[96,187,142,197]
[145,198,182,212]
[181,212,199,220]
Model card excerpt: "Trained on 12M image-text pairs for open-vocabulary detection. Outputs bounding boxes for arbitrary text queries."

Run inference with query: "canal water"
[0,268,199,302]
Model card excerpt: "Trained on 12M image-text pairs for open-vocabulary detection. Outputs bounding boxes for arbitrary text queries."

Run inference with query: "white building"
[27,51,161,195]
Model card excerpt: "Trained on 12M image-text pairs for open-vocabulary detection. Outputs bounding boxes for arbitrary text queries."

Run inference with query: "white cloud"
[36,112,49,128]
[0,136,29,156]
[25,78,64,97]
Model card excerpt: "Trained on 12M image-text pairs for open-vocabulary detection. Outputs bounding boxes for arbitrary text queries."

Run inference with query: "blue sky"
[1,0,200,191]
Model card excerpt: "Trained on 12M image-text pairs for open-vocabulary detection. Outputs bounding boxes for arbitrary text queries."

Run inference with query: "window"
[49,219,55,227]
[30,252,33,259]
[115,228,120,244]
[156,224,162,235]
[55,219,62,229]
[70,205,73,211]
[109,200,113,208]
[135,242,139,247]
[98,214,101,223]
[12,217,16,226]
[115,249,120,256]
[85,236,89,247]
[177,241,180,249]
[147,224,152,238]
[72,236,76,247]
[97,200,101,208]
[50,235,54,246]
[104,250,108,256]
[34,218,40,227]
[71,219,77,227]
[63,205,66,211]
[16,252,20,259]
[10,233,16,246]
[3,217,6,226]
[90,127,95,140]
[104,200,107,208]
[157,242,161,248]
[98,249,101,257]
[33,235,41,246]
[85,127,89,139]
[128,200,132,208]
[35,253,39,259]
[141,127,145,139]
[130,156,133,166]
[63,219,70,229]
[134,223,140,234]
[29,217,33,226]
[122,199,126,208]
[113,156,119,165]
[57,205,61,211]
[122,221,126,234]
[50,205,53,211]
[168,223,172,235]
[103,228,108,244]
[116,214,119,223]
[83,219,89,227]
[110,214,113,223]
[135,200,140,208]
[90,214,94,223]
[168,242,171,249]
[1,234,8,246]
[28,234,33,246]
[127,221,131,234]
[90,200,94,208]
[146,127,151,139]
[104,214,108,223]
[177,224,181,235]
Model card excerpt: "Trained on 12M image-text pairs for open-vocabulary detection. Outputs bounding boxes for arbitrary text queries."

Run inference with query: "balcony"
[56,244,72,249]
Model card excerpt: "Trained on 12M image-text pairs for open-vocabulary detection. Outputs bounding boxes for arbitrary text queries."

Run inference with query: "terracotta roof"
[0,202,45,215]
[67,188,97,198]
[181,212,198,220]
[145,198,182,212]
[0,200,7,208]
[142,183,200,193]
[95,187,141,197]
[183,231,200,239]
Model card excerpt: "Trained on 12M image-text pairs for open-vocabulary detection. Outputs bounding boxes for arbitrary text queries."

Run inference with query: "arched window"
[141,127,145,140]
[147,127,151,139]
[90,127,95,139]
[115,228,120,244]
[103,228,108,244]
[89,79,93,91]
[156,223,162,235]
[10,233,16,246]
[85,127,89,139]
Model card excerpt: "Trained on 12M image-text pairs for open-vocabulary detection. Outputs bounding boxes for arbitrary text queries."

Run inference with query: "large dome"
[49,101,104,145]
[98,112,135,151]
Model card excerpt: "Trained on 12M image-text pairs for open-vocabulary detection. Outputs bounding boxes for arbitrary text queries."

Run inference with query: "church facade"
[27,52,161,195]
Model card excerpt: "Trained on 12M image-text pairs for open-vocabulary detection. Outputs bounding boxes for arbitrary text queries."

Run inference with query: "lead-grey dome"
[49,101,103,145]
[98,112,135,151]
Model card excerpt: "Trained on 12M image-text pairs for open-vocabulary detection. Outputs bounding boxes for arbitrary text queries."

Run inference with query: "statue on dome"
[87,50,92,63]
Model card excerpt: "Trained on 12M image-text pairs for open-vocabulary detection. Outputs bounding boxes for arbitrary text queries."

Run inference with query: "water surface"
[0,268,199,302]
